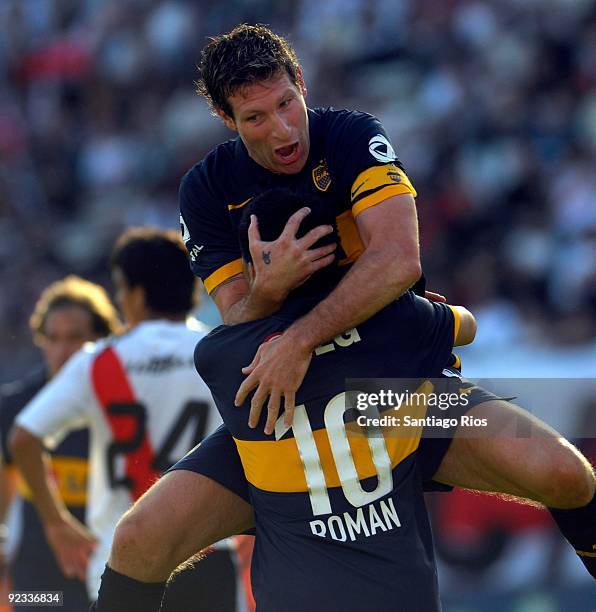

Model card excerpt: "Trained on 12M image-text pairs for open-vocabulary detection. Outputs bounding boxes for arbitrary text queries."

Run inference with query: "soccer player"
[94,24,595,610]
[180,24,424,427]
[0,275,120,612]
[8,229,234,609]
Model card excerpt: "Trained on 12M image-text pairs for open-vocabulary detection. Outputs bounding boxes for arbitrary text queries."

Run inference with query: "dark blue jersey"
[0,367,90,610]
[180,107,417,294]
[195,292,455,612]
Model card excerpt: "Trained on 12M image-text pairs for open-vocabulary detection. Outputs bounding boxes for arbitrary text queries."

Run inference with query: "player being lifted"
[9,229,243,611]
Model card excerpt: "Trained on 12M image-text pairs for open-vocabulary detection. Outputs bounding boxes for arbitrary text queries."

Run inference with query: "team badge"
[312,161,332,192]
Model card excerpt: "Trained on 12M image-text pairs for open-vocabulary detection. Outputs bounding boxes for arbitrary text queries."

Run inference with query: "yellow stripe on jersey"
[203,258,244,294]
[234,384,432,493]
[447,305,461,345]
[227,197,253,211]
[336,210,365,265]
[18,456,88,507]
[351,165,417,218]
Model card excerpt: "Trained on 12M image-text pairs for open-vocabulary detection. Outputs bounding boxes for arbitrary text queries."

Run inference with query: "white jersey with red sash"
[17,319,220,598]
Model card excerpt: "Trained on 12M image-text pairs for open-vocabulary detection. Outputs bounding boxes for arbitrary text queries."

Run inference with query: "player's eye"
[246,115,259,123]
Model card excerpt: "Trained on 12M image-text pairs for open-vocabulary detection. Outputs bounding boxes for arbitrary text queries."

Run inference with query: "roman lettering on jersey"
[309,497,402,542]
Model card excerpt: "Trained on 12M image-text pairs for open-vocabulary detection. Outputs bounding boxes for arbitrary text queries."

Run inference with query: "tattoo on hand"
[262,251,272,265]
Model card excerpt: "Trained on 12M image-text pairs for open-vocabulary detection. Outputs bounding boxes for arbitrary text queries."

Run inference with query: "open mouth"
[275,142,300,164]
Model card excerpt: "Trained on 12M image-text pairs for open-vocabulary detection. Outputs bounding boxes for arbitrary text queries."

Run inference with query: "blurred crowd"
[1,1,595,608]
[1,0,596,374]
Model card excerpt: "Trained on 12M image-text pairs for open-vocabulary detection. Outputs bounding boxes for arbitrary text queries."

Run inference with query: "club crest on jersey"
[312,160,332,192]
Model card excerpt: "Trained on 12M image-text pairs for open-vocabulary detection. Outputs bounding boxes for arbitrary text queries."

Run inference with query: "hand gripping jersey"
[16,320,221,598]
[0,370,90,611]
[195,292,456,612]
[179,107,417,295]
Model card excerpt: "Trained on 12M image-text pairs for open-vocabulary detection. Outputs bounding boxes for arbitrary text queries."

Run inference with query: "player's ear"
[215,107,237,132]
[296,68,307,97]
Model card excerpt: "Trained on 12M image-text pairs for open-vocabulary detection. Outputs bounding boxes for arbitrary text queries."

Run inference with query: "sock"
[549,492,596,578]
[93,564,167,612]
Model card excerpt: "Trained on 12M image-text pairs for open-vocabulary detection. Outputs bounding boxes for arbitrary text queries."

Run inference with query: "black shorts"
[170,374,498,499]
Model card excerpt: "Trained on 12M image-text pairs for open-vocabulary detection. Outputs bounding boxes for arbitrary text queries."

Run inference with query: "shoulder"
[180,139,241,202]
[316,106,384,140]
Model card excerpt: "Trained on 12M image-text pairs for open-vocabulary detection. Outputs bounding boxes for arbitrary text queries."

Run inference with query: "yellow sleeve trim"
[447,305,461,345]
[203,259,244,294]
[352,184,415,217]
[351,165,417,218]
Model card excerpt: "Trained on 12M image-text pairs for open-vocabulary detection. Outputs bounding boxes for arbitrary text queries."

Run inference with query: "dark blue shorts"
[170,376,498,499]
[169,423,250,502]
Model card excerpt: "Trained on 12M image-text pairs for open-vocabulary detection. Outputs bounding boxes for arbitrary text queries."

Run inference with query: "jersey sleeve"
[328,111,417,217]
[16,352,92,449]
[412,296,456,375]
[179,166,243,295]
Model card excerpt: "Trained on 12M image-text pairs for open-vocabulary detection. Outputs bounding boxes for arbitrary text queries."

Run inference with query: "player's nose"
[271,112,291,140]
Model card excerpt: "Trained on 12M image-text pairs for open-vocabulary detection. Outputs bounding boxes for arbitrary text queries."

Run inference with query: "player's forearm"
[218,275,288,325]
[222,289,285,325]
[286,247,421,351]
[9,429,68,527]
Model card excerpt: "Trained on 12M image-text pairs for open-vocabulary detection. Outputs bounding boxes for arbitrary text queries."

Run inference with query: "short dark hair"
[238,188,341,297]
[30,275,121,341]
[196,23,302,118]
[110,227,197,315]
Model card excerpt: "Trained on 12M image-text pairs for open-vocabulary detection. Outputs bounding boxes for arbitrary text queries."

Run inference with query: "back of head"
[110,227,196,316]
[196,23,302,118]
[238,188,342,298]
